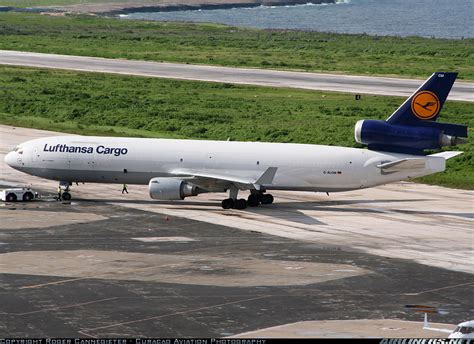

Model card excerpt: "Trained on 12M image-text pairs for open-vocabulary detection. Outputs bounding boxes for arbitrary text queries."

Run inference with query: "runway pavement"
[1,50,473,101]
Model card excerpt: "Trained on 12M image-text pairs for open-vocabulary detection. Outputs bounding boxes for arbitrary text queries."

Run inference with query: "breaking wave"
[239,1,351,11]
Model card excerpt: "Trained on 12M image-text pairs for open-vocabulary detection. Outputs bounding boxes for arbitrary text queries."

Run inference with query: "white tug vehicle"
[0,187,39,202]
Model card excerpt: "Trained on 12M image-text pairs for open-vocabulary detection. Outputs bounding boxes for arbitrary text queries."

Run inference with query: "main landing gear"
[221,187,274,210]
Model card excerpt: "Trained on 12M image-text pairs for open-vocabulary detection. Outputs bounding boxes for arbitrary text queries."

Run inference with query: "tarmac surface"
[1,125,473,337]
[1,50,473,102]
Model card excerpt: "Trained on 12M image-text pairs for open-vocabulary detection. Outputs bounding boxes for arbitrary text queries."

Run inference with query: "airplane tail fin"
[355,72,468,154]
[387,72,457,125]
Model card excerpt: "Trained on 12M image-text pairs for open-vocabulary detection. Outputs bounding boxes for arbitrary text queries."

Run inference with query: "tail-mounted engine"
[355,119,467,154]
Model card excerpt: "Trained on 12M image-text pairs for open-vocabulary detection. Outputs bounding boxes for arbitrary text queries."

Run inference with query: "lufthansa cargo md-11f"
[4,72,468,209]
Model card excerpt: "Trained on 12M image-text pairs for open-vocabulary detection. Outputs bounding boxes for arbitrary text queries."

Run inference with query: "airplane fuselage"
[5,135,446,192]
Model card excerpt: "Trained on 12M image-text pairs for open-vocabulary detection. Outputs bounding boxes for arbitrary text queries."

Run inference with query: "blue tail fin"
[386,72,457,125]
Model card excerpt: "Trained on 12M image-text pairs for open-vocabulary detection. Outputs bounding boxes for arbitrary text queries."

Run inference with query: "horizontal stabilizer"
[377,158,427,173]
[429,151,463,160]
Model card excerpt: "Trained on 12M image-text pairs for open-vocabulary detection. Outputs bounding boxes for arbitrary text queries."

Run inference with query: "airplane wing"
[170,167,278,190]
[423,326,453,334]
[377,158,427,173]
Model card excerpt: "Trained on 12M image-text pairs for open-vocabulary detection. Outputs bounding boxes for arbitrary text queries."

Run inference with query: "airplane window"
[454,326,461,332]
[17,149,23,154]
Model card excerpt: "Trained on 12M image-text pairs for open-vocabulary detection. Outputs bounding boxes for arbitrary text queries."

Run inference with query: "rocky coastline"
[105,0,336,15]
[1,0,336,15]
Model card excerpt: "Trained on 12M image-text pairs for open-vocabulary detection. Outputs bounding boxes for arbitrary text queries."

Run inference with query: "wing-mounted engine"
[149,177,201,200]
[354,72,468,154]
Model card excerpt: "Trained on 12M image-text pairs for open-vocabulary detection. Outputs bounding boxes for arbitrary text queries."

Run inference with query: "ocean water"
[123,0,474,39]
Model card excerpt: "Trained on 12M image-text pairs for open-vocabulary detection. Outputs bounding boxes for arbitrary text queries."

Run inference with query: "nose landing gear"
[57,181,72,201]
[62,191,72,201]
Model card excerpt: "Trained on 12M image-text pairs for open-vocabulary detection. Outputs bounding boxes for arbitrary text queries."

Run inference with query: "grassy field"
[0,12,473,80]
[0,66,472,189]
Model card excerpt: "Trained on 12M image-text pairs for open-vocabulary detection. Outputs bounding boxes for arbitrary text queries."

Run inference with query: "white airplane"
[406,305,474,339]
[4,72,468,209]
[426,318,474,339]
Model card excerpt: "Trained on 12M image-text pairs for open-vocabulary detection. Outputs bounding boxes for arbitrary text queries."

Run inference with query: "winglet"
[255,167,278,186]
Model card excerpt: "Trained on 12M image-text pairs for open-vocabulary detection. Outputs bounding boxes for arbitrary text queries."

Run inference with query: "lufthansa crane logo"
[411,91,440,120]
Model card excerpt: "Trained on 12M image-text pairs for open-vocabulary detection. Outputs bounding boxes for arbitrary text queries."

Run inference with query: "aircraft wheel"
[221,198,234,209]
[261,194,274,205]
[234,199,248,210]
[62,192,72,201]
[22,192,34,202]
[6,193,17,202]
[247,193,261,207]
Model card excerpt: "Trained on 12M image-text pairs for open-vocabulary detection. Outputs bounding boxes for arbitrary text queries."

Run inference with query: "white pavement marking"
[0,50,473,101]
[1,125,473,274]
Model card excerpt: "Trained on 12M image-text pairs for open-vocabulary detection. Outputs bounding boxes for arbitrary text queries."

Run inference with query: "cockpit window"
[12,146,23,154]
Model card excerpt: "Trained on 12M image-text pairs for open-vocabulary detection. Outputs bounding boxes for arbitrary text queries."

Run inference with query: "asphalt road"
[1,50,473,101]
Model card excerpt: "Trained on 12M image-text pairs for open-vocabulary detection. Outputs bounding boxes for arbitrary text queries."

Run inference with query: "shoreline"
[1,1,336,15]
[105,1,337,16]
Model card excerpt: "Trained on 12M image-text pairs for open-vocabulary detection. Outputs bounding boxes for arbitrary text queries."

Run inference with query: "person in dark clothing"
[122,184,128,194]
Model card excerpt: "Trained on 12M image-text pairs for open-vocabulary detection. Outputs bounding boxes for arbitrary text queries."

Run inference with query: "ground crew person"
[122,184,128,194]
[57,186,62,201]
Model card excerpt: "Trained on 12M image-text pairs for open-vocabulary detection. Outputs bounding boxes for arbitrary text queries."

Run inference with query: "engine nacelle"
[355,119,466,153]
[149,177,198,200]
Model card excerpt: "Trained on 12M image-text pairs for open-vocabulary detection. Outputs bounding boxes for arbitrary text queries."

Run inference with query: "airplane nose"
[4,151,16,166]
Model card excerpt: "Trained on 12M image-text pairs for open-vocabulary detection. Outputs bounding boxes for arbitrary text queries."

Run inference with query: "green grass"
[0,12,473,80]
[1,66,472,189]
